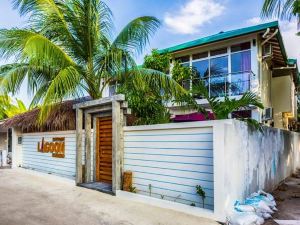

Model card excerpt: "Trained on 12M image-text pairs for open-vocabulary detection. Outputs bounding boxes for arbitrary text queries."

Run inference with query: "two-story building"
[158,21,299,130]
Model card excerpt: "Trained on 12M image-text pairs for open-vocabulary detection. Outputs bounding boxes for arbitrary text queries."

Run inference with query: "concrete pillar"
[112,100,121,194]
[76,109,83,184]
[84,112,92,183]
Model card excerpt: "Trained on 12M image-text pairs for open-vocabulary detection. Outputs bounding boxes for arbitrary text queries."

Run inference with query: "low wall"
[120,120,300,222]
[123,122,214,210]
[221,120,300,217]
[22,131,77,179]
[20,130,94,180]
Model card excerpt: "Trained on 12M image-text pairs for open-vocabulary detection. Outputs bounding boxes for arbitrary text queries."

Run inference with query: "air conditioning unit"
[262,43,272,59]
[264,107,273,120]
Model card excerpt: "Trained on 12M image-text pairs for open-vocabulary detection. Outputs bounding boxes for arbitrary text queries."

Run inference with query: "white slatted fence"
[123,122,214,210]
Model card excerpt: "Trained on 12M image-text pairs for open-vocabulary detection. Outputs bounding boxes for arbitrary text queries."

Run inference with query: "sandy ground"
[0,168,218,225]
[264,169,300,225]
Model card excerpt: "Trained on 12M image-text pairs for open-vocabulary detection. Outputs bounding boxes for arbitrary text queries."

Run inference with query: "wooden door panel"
[96,117,113,184]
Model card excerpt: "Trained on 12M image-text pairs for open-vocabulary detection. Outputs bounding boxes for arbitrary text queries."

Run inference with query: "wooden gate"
[96,117,112,184]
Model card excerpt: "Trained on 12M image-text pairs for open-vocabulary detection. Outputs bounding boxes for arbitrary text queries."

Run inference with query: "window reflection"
[175,42,252,97]
[231,50,251,95]
[210,56,228,97]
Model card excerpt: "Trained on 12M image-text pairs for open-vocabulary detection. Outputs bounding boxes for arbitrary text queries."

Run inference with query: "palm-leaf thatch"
[1,98,89,133]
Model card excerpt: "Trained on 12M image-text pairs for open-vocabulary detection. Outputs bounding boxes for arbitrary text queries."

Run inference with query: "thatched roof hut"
[0,98,90,133]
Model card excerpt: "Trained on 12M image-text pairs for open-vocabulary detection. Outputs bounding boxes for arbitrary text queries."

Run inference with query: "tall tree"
[0,0,185,120]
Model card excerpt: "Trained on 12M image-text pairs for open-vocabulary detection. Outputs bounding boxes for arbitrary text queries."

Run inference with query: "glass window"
[231,42,251,53]
[192,60,209,78]
[210,56,228,97]
[231,50,251,95]
[210,56,228,75]
[231,51,251,73]
[210,47,227,57]
[181,62,190,67]
[175,55,190,63]
[192,52,208,60]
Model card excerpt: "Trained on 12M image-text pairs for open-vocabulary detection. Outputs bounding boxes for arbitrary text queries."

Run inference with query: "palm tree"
[0,0,185,120]
[262,0,300,28]
[191,81,264,120]
[0,95,27,120]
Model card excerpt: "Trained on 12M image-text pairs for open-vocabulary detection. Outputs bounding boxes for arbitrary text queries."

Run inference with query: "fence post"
[112,100,121,194]
[213,120,226,222]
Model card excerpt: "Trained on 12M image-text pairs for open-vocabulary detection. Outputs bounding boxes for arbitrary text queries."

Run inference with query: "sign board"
[37,137,65,158]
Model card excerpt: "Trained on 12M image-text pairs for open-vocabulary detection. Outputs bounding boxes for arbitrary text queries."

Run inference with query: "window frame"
[173,40,253,97]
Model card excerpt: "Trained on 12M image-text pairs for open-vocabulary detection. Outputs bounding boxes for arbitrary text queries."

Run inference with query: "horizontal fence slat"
[22,132,92,180]
[124,141,212,149]
[124,125,214,210]
[124,165,214,181]
[124,153,213,165]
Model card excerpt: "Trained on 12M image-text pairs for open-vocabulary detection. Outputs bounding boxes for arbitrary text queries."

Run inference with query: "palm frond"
[39,66,83,122]
[113,16,161,55]
[0,63,29,95]
[261,0,298,20]
[0,29,35,60]
[23,33,75,69]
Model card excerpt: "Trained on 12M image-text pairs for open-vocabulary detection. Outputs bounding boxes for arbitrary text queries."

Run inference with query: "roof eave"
[157,21,279,54]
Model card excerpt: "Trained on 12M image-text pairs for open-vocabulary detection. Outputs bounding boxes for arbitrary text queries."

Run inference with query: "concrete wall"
[123,123,214,210]
[119,120,300,222]
[219,119,300,219]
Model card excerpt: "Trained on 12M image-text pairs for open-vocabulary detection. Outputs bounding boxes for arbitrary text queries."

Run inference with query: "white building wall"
[11,127,22,168]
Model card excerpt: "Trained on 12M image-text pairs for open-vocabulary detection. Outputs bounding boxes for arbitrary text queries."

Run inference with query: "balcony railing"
[182,71,255,98]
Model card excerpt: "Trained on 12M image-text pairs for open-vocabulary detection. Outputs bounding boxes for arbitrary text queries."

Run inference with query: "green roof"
[158,21,280,54]
[287,58,297,65]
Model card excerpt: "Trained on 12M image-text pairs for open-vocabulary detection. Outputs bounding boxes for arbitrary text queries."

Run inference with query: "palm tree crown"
[0,0,185,119]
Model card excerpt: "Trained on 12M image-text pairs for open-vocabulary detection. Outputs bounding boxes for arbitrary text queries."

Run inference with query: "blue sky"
[0,0,299,106]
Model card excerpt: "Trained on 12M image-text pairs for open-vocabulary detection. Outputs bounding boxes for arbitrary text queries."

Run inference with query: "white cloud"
[164,0,225,35]
[280,20,300,65]
[246,17,267,25]
[246,17,300,66]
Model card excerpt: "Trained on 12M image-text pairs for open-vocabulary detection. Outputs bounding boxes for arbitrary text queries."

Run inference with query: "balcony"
[182,71,255,98]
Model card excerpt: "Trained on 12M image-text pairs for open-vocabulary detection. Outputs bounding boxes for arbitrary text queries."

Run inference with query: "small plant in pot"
[196,185,206,208]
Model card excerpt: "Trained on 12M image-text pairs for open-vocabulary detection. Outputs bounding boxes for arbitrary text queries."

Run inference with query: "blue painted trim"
[125,158,213,167]
[125,152,213,158]
[125,140,212,143]
[134,183,214,199]
[130,170,213,182]
[124,164,214,174]
[125,133,213,137]
[125,146,213,151]
[134,176,214,190]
